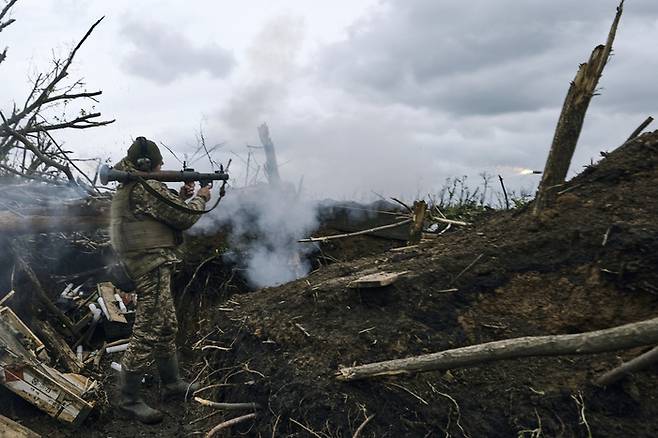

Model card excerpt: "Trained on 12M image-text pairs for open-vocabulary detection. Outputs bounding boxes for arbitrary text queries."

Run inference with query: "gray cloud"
[318,0,658,116]
[168,0,658,201]
[219,15,304,134]
[120,19,235,84]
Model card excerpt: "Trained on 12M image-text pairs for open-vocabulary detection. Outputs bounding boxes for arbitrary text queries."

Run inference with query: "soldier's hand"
[197,185,212,202]
[179,182,195,200]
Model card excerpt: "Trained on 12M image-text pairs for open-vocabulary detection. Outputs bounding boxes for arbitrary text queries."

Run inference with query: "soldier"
[109,137,211,424]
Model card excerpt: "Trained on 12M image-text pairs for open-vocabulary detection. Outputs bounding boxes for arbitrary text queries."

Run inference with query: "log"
[336,316,658,381]
[0,211,109,235]
[595,345,658,386]
[534,1,624,214]
[34,320,83,373]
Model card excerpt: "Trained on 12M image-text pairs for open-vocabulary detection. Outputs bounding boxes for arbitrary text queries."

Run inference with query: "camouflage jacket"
[112,158,207,278]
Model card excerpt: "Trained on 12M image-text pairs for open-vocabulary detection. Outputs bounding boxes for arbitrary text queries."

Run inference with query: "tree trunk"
[533,1,623,215]
[337,316,658,381]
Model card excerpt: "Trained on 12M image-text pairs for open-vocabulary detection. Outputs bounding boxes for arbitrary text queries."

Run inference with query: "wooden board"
[97,283,127,324]
[348,271,408,289]
[0,414,41,438]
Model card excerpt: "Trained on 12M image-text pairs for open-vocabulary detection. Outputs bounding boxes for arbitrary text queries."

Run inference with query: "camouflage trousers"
[122,263,179,372]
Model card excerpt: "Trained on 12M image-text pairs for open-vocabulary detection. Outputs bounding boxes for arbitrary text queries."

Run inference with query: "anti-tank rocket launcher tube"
[99,164,229,187]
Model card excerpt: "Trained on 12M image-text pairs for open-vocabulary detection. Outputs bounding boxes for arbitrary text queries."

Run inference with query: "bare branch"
[41,90,103,105]
[18,112,115,133]
[0,111,76,182]
[2,16,105,127]
[0,0,19,22]
[0,17,13,32]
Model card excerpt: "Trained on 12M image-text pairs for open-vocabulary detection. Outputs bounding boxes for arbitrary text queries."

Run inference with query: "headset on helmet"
[135,136,152,171]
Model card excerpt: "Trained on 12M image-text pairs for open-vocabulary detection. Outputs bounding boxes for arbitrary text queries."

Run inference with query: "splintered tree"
[533,1,623,215]
[0,1,113,191]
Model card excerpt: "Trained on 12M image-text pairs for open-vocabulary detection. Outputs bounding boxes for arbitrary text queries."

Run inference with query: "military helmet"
[127,136,162,171]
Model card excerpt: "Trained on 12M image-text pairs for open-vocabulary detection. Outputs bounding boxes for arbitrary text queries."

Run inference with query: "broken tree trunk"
[533,1,624,215]
[595,345,658,387]
[33,320,83,373]
[257,123,281,185]
[336,315,658,381]
[408,201,427,245]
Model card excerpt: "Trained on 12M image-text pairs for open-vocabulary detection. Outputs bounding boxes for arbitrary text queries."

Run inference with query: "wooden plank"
[97,283,127,324]
[0,414,41,438]
[348,271,408,289]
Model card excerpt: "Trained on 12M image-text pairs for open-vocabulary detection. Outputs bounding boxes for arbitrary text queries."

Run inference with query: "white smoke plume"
[192,182,319,289]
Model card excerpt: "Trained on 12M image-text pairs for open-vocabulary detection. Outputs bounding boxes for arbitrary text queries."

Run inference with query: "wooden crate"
[0,306,95,425]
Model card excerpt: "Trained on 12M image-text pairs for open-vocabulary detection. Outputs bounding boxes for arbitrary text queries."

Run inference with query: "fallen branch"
[336,316,658,381]
[206,413,257,438]
[450,253,484,286]
[13,248,76,333]
[194,396,259,411]
[595,345,658,386]
[299,219,412,243]
[430,216,472,227]
[353,414,375,438]
[626,116,654,141]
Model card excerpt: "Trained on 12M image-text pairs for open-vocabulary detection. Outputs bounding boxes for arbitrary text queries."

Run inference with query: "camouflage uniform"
[110,158,206,372]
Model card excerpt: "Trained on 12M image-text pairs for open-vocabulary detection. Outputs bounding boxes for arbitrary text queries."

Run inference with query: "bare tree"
[0,1,114,189]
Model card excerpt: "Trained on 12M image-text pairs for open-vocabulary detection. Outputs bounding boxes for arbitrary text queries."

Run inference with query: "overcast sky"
[2,0,656,200]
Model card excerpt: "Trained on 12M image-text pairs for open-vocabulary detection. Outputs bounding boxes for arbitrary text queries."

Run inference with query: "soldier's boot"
[157,354,200,400]
[117,369,163,424]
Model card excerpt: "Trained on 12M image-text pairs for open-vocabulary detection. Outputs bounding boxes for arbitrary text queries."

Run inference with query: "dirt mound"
[4,132,658,437]
[185,132,658,437]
